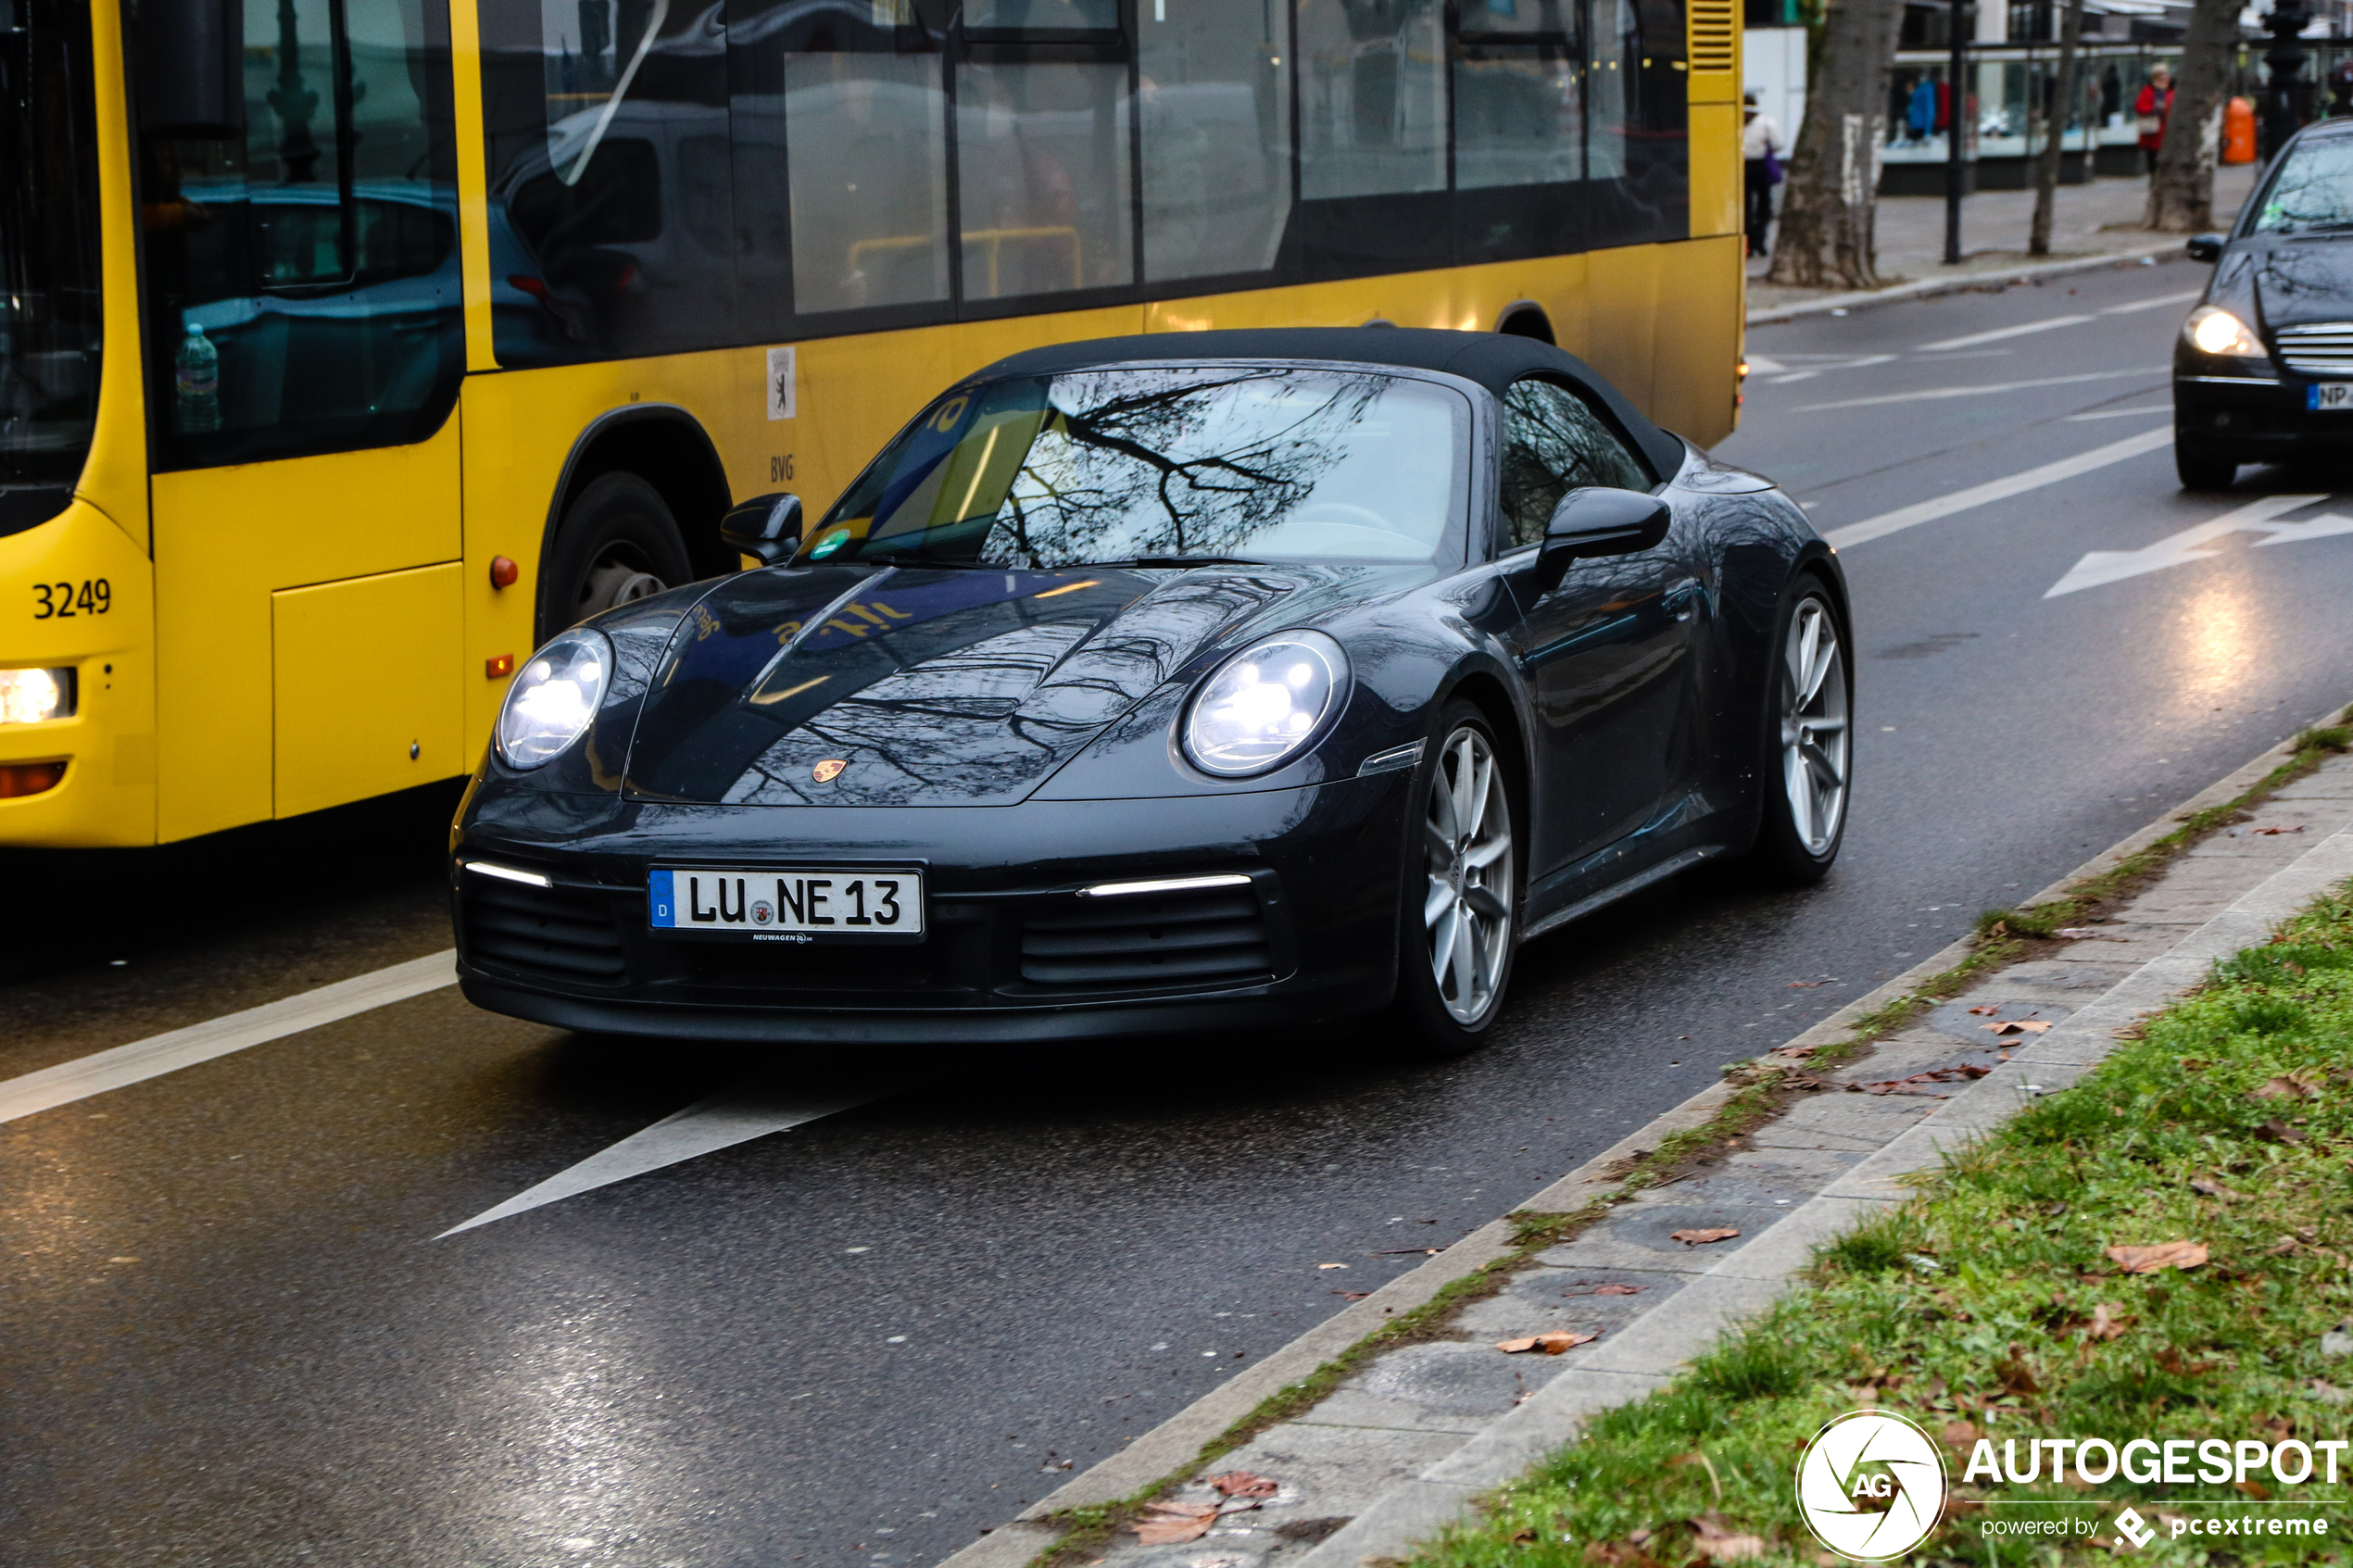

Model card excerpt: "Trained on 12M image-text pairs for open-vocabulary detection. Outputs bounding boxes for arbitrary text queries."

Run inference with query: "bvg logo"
[1796,1411,1948,1561]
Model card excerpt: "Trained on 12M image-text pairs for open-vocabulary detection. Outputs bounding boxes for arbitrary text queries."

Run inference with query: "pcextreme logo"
[1795,1411,1948,1562]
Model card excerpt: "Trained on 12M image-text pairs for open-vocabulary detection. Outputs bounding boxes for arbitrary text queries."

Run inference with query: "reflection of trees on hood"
[983,370,1388,567]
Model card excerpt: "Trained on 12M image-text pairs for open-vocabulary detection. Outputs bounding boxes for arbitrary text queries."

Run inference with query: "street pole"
[1944,0,1967,264]
[2259,0,2314,161]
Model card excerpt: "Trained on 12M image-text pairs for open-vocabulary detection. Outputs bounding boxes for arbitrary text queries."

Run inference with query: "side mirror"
[1534,488,1672,592]
[721,492,803,566]
[2186,233,2226,263]
[137,0,245,138]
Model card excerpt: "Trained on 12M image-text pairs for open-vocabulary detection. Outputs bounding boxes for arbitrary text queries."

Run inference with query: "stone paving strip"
[937,714,2353,1568]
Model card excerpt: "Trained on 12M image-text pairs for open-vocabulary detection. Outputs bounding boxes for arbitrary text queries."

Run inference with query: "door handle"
[1664,580,1704,622]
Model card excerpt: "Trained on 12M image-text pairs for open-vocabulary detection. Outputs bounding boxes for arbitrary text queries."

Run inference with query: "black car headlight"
[1180,631,1350,778]
[2183,306,2264,358]
[496,628,611,769]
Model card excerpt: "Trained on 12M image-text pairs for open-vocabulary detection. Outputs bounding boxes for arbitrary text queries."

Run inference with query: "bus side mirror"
[2186,233,2226,263]
[1535,488,1671,592]
[137,0,245,139]
[722,493,803,566]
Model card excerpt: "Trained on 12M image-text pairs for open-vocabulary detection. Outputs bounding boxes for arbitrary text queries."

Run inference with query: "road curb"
[1745,237,2189,327]
[931,704,2344,1568]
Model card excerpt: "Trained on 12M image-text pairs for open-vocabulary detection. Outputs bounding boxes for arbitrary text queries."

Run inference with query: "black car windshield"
[2253,136,2353,233]
[799,366,1470,570]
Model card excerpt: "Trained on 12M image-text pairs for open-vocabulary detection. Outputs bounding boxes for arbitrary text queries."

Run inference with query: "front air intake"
[1020,887,1273,989]
[460,878,629,986]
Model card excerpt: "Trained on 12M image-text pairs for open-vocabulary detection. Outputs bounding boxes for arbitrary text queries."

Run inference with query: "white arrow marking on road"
[2044,494,2347,597]
[1823,425,2174,549]
[1917,314,2095,352]
[436,1083,879,1237]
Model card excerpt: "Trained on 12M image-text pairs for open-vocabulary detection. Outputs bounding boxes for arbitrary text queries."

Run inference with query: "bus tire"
[542,472,694,641]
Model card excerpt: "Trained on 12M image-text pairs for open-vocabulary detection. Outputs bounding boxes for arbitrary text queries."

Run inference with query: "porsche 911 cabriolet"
[450,328,1851,1056]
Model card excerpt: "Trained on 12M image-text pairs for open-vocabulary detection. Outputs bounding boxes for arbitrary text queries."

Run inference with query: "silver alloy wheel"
[1780,597,1850,856]
[1423,725,1514,1025]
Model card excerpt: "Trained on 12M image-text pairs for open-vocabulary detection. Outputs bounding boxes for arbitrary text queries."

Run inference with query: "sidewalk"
[942,709,2353,1568]
[1747,163,2259,321]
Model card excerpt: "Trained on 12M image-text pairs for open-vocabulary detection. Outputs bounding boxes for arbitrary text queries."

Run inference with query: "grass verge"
[1413,883,2353,1566]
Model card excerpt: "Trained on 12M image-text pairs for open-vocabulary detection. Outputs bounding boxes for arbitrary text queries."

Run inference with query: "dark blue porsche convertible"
[450,329,1850,1057]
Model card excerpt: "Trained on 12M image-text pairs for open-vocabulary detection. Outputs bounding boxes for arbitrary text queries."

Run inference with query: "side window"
[1496,378,1653,547]
[141,0,460,470]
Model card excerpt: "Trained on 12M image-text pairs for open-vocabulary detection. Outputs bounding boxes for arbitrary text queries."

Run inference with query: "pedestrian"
[2135,64,2172,179]
[1743,91,1784,259]
[1907,75,1938,144]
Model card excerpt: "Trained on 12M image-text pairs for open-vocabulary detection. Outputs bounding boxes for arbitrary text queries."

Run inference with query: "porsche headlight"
[1181,631,1349,777]
[496,628,610,769]
[2184,306,2265,358]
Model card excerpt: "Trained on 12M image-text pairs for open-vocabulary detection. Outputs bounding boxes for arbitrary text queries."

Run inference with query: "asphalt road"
[9,256,2353,1568]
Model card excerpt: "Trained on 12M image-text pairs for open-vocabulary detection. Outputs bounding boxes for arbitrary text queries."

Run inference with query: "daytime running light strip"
[1079,873,1252,898]
[465,860,553,888]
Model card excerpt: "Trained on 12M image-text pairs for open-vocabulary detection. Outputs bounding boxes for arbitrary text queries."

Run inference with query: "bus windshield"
[800,366,1470,571]
[0,0,102,536]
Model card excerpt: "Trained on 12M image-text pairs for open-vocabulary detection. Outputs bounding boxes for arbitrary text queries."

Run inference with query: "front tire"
[1748,581,1851,886]
[1379,702,1520,1060]
[2175,442,2238,492]
[540,472,694,643]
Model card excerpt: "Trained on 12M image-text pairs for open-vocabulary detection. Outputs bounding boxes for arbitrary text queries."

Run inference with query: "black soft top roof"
[967,327,1689,482]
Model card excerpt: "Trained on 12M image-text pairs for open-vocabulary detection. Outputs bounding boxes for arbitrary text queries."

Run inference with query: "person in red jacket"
[2136,64,2172,179]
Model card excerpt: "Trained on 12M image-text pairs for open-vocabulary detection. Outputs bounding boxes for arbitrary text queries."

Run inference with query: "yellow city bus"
[0,0,1741,848]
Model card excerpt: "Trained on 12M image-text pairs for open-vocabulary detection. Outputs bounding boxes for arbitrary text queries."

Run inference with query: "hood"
[621,561,1320,806]
[2240,237,2353,330]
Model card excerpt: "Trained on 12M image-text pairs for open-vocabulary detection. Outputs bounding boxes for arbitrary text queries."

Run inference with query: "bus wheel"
[544,472,694,639]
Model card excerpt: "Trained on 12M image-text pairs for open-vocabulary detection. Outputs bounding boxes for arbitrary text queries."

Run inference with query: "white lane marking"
[2045,495,2345,597]
[1767,353,1896,385]
[0,950,459,1126]
[2099,289,2203,315]
[1823,426,2175,549]
[436,1084,880,1236]
[1794,366,2169,412]
[2066,405,2174,420]
[1918,314,2095,351]
[1743,353,1786,374]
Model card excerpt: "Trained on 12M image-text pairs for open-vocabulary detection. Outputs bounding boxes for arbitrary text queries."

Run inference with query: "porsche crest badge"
[812,759,849,783]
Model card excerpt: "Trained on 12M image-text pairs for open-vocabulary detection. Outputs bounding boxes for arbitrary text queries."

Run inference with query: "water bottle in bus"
[175,322,220,433]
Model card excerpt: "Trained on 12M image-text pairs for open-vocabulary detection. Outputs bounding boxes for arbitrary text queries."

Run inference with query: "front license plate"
[648,867,925,941]
[2309,383,2353,411]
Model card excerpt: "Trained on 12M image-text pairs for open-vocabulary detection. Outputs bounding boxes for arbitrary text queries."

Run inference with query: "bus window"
[1295,0,1445,200]
[1587,0,1687,232]
[140,0,461,470]
[965,0,1120,25]
[0,0,102,538]
[956,60,1133,302]
[479,0,734,363]
[1453,47,1580,191]
[728,0,953,328]
[1139,0,1291,282]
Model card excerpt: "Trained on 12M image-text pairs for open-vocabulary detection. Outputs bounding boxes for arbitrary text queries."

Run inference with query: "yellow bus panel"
[273,562,466,820]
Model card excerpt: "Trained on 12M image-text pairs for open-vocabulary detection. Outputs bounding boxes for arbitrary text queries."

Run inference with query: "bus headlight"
[1181,631,1349,777]
[2184,306,2264,358]
[0,668,73,725]
[496,629,610,769]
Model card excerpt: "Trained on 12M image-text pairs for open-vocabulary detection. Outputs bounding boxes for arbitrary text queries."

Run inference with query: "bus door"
[138,0,465,837]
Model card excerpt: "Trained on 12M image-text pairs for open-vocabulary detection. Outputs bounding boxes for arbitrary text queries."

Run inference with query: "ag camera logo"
[1796,1411,1948,1561]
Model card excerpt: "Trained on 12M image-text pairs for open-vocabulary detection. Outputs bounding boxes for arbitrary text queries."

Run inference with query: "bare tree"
[2029,0,2088,256]
[1765,0,1908,290]
[2145,0,2239,231]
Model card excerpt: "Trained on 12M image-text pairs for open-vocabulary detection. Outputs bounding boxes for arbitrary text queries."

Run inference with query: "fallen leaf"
[1968,1005,2000,1015]
[2253,824,2306,834]
[1316,1261,1350,1270]
[1942,1420,1982,1449]
[1848,1063,1990,1096]
[1332,1290,1370,1300]
[2107,1241,2208,1273]
[1786,978,1833,988]
[2085,1303,2129,1341]
[1134,1502,1220,1545]
[1770,1043,1819,1060]
[2236,1479,2272,1499]
[1629,1528,1652,1546]
[2265,1415,2295,1442]
[2156,1346,2219,1376]
[2309,1378,2349,1405]
[2054,928,2106,939]
[2257,1118,2309,1143]
[1995,1349,2042,1397]
[1207,1471,1277,1499]
[2189,1174,2242,1201]
[1689,1514,1768,1562]
[2252,1071,2322,1102]
[1511,1526,1539,1543]
[1980,1019,2054,1035]
[1670,1228,1742,1247]
[1592,1283,1642,1296]
[1497,1330,1600,1354]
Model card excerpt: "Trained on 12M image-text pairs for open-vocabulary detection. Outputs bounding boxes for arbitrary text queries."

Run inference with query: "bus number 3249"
[31,580,109,619]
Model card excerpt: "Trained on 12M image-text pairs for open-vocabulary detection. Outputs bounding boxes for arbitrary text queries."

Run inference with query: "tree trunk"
[2029,0,2086,256]
[1764,0,1908,289]
[2145,0,2237,231]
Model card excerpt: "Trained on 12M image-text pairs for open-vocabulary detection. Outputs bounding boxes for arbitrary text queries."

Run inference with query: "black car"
[450,329,1850,1056]
[2176,118,2353,489]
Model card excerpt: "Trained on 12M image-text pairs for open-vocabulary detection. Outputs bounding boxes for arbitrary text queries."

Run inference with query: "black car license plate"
[648,867,925,941]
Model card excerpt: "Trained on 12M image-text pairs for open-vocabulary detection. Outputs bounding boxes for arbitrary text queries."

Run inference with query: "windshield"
[0,0,101,536]
[2252,136,2353,234]
[801,365,1471,570]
